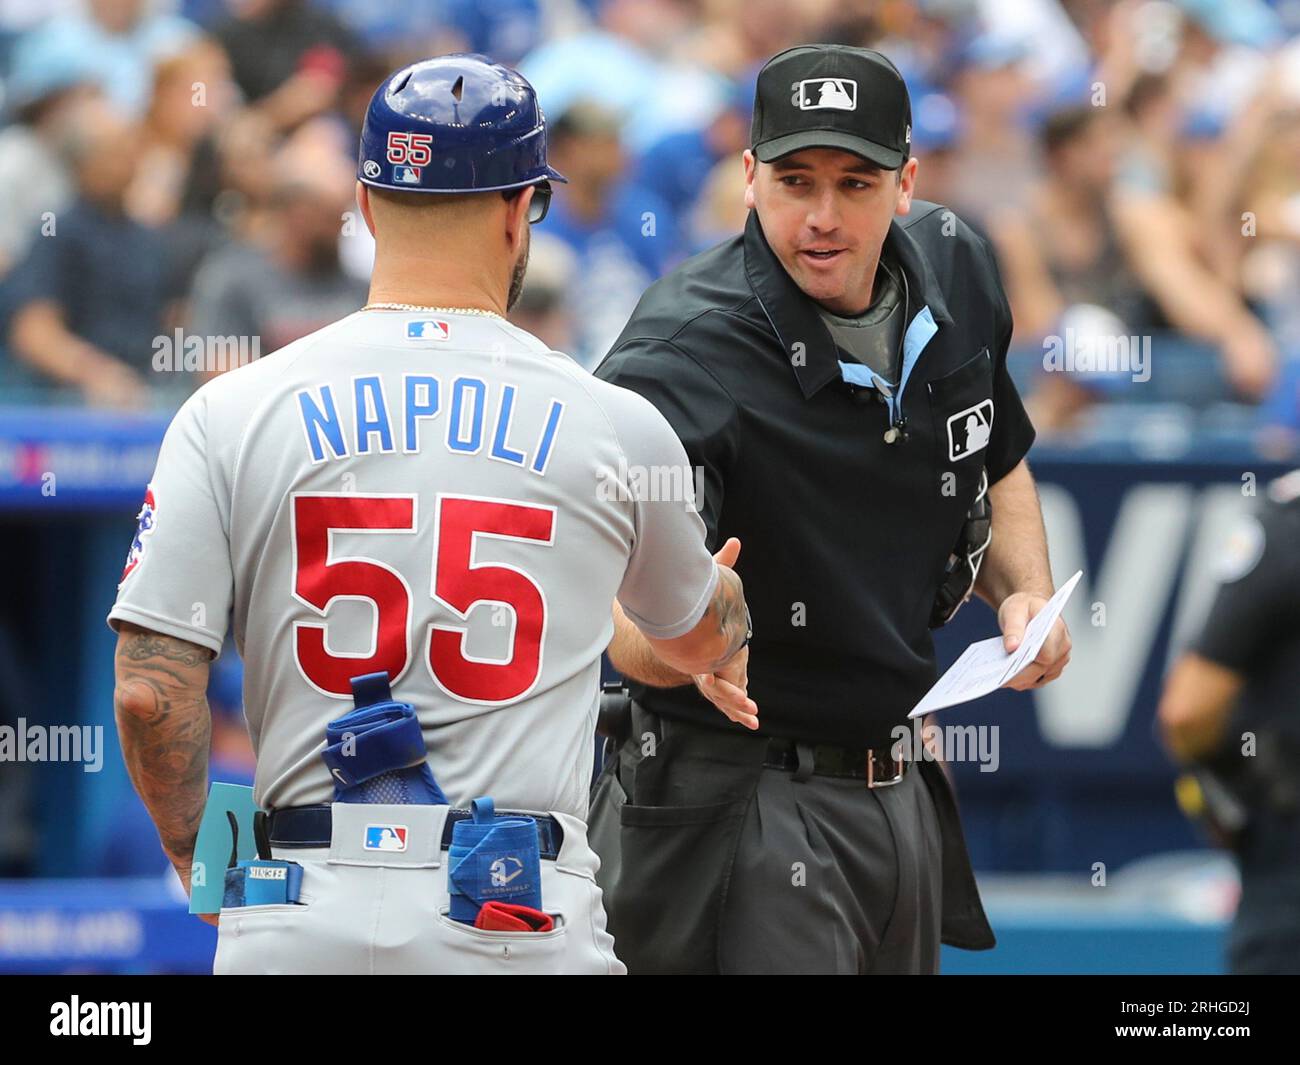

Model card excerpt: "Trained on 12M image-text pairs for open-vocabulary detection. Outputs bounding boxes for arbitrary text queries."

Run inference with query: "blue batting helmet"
[357,54,567,198]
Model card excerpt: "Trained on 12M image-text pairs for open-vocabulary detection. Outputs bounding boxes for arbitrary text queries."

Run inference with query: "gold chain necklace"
[362,301,503,319]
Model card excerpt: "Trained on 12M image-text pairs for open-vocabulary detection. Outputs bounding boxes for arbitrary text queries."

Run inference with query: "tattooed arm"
[113,622,214,894]
[609,538,757,729]
[637,563,749,677]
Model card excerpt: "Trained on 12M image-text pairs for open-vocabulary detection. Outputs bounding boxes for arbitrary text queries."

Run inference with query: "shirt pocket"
[926,347,995,486]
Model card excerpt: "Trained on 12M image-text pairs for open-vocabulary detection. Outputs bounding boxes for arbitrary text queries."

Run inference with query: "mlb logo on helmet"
[355,55,568,195]
[364,824,409,852]
[406,319,450,341]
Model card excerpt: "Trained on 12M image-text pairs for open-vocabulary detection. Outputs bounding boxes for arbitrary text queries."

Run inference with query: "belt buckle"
[866,750,905,789]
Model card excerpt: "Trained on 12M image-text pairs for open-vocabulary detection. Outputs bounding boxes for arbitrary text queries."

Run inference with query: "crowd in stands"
[0,0,1297,450]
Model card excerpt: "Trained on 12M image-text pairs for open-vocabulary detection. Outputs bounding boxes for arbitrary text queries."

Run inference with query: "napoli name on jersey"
[108,309,717,820]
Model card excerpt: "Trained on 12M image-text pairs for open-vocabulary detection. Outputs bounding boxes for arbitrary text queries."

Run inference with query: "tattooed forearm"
[118,632,212,667]
[113,623,213,875]
[699,565,749,672]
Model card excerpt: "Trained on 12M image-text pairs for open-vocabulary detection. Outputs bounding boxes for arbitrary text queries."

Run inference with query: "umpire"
[588,45,1071,974]
[1159,470,1300,975]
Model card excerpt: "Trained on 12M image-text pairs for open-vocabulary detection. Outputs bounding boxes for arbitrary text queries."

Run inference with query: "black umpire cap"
[751,44,913,168]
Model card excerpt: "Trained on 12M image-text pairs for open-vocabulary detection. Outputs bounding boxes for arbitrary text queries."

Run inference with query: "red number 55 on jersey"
[291,493,555,704]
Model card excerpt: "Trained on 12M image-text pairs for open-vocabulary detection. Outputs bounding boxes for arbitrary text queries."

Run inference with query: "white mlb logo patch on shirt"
[946,400,994,462]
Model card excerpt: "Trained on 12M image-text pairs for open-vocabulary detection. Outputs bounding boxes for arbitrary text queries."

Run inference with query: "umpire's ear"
[356,182,378,238]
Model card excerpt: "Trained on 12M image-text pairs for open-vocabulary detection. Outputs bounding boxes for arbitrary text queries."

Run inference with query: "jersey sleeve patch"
[119,485,157,586]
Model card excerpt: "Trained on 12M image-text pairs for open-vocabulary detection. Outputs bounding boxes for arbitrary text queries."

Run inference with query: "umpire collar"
[742,207,953,399]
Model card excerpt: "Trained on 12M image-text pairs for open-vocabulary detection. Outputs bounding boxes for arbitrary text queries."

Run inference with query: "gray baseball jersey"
[108,309,717,819]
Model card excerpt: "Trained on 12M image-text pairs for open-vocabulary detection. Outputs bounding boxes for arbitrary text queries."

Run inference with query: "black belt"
[267,804,564,860]
[764,738,906,788]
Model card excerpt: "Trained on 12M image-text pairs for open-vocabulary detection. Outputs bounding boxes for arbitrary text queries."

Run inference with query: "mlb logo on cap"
[406,319,450,341]
[752,46,911,169]
[364,824,409,852]
[796,78,857,112]
[393,165,422,184]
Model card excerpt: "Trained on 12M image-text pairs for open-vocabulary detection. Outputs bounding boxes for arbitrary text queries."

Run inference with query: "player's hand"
[998,591,1071,691]
[694,537,759,730]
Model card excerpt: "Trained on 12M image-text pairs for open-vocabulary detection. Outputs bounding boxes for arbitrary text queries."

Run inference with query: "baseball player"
[108,54,753,975]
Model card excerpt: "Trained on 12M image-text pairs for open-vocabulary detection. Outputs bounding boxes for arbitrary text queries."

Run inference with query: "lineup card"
[908,570,1083,719]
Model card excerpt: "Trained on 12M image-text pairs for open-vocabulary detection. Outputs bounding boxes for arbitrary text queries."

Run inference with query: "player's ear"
[504,185,532,251]
[356,182,377,237]
[742,150,757,211]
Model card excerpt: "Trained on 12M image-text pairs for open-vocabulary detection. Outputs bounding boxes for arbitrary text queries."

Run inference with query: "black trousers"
[1228,874,1300,975]
[588,703,995,974]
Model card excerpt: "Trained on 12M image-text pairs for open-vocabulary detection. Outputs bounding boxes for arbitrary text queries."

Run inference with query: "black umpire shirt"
[596,202,1036,749]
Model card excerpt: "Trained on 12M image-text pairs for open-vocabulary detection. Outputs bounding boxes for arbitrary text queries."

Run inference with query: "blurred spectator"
[440,0,547,67]
[187,136,366,357]
[907,84,961,207]
[520,0,730,154]
[4,104,183,407]
[1,1,78,36]
[686,151,748,252]
[634,76,751,247]
[14,0,199,117]
[1238,49,1300,448]
[191,109,280,241]
[314,0,446,56]
[542,99,677,366]
[1111,76,1278,401]
[127,37,239,228]
[212,0,358,132]
[122,37,252,310]
[0,30,101,279]
[682,0,824,80]
[992,106,1154,341]
[979,0,1091,89]
[320,52,397,282]
[946,31,1040,224]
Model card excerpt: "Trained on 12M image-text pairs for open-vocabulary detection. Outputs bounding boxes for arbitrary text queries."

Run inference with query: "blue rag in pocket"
[320,672,448,805]
[447,797,543,923]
